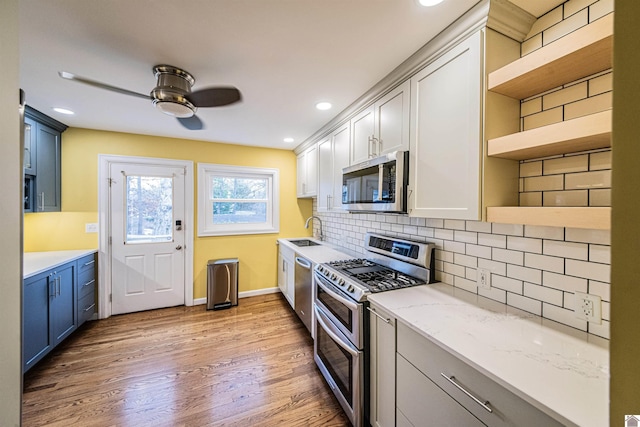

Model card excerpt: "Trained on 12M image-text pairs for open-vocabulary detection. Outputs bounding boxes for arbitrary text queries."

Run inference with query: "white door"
[110,162,186,315]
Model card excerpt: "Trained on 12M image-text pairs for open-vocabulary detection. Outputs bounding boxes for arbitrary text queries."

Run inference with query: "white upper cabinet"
[374,80,410,157]
[350,82,410,165]
[318,122,350,211]
[296,144,318,198]
[350,105,375,165]
[408,29,483,220]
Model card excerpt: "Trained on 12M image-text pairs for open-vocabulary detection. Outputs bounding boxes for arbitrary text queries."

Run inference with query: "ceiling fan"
[58,65,242,130]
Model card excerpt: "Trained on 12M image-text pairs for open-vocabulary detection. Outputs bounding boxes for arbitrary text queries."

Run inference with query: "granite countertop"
[24,249,98,279]
[277,238,356,264]
[368,284,609,427]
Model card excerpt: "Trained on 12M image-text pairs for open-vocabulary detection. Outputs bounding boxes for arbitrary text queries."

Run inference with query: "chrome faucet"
[304,215,324,241]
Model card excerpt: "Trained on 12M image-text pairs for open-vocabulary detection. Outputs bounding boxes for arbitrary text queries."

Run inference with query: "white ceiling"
[19,0,557,151]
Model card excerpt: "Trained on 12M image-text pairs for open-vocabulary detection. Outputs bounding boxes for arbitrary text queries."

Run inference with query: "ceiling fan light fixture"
[153,100,196,118]
[418,0,444,6]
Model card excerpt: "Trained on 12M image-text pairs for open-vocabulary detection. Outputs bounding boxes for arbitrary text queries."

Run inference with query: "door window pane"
[126,175,173,243]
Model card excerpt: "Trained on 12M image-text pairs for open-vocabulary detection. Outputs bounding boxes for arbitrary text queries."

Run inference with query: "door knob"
[176,245,183,250]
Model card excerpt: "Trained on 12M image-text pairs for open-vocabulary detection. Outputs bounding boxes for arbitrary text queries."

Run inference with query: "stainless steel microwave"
[341,150,408,213]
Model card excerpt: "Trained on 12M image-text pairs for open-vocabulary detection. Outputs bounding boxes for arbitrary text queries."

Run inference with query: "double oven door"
[313,271,365,427]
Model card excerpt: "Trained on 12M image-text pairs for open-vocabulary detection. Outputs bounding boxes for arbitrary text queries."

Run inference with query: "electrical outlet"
[477,268,491,289]
[574,291,602,324]
[85,223,98,233]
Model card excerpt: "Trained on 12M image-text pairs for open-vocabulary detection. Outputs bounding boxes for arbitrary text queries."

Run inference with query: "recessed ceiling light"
[283,137,294,143]
[315,102,332,111]
[53,107,74,115]
[418,0,444,6]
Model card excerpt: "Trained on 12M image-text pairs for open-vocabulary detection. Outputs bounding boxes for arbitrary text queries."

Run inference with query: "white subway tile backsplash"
[492,248,524,266]
[526,7,562,39]
[454,230,478,244]
[589,244,611,264]
[507,264,542,285]
[589,280,610,302]
[589,0,614,22]
[524,282,564,306]
[601,300,610,321]
[564,0,597,18]
[479,286,507,304]
[525,253,565,273]
[524,225,565,240]
[492,275,524,294]
[435,249,453,263]
[445,219,465,230]
[444,262,466,278]
[478,259,507,277]
[543,240,589,260]
[566,259,610,282]
[478,233,507,248]
[435,228,454,241]
[426,218,444,228]
[454,253,477,269]
[444,240,466,255]
[543,9,588,45]
[466,244,492,260]
[507,293,542,316]
[455,276,478,293]
[588,320,610,339]
[466,221,492,233]
[507,236,543,254]
[543,303,588,331]
[543,271,588,293]
[491,223,524,236]
[565,228,610,245]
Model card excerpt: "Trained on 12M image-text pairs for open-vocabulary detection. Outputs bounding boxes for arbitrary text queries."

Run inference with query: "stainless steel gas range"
[313,233,434,427]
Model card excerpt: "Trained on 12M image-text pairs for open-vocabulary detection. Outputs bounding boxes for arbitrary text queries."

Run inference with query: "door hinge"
[109,293,112,302]
[108,178,115,187]
[108,236,112,245]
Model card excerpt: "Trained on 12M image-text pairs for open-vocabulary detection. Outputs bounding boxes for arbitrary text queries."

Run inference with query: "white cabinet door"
[278,244,295,308]
[409,30,483,220]
[318,123,350,211]
[369,305,396,427]
[296,144,318,198]
[331,123,350,210]
[350,105,375,165]
[317,136,333,211]
[375,80,410,156]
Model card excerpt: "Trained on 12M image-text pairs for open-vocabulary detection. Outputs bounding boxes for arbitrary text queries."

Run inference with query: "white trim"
[193,287,281,305]
[98,154,195,319]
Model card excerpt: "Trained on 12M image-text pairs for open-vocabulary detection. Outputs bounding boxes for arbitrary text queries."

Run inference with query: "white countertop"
[277,238,356,264]
[368,284,609,427]
[24,249,97,279]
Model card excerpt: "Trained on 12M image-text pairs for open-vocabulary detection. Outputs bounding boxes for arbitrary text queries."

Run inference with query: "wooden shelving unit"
[487,110,612,160]
[487,14,613,100]
[487,207,611,230]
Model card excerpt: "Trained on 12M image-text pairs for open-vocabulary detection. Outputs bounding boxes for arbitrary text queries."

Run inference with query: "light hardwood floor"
[22,293,350,426]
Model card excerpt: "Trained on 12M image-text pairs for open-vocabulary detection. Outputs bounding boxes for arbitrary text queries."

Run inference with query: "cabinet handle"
[82,279,96,288]
[367,306,390,324]
[83,303,96,312]
[49,274,55,297]
[440,373,493,413]
[57,276,61,296]
[83,260,95,267]
[39,192,45,211]
[327,195,332,209]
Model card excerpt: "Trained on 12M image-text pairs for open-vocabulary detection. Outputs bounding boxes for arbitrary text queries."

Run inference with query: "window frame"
[197,163,280,237]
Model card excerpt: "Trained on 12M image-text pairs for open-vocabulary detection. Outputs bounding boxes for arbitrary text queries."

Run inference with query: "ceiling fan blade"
[177,115,204,130]
[187,87,241,107]
[58,71,151,100]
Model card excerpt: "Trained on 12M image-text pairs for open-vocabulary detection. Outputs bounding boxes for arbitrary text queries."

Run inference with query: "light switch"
[85,223,98,233]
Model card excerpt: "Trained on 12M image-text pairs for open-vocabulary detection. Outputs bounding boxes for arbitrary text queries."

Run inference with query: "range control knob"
[347,285,355,293]
[324,270,330,277]
[338,278,345,286]
[330,273,337,280]
[317,265,324,273]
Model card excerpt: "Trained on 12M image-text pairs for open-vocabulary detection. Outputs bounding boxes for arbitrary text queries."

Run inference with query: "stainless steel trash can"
[207,258,239,310]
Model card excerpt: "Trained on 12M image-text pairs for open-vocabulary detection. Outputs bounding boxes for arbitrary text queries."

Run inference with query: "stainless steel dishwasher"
[294,254,313,335]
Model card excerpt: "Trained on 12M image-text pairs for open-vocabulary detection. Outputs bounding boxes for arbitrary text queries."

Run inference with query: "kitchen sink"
[288,239,321,247]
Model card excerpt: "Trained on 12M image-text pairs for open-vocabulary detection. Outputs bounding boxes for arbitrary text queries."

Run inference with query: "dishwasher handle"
[295,256,312,270]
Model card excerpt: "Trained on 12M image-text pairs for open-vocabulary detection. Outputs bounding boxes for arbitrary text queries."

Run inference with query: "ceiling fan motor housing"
[151,65,197,118]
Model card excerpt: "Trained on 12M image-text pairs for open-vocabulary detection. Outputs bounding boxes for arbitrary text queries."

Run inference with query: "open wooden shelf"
[488,14,613,100]
[487,110,612,160]
[486,207,610,230]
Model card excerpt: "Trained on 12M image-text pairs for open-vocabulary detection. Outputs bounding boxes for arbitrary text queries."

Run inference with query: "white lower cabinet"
[277,244,295,308]
[396,322,564,427]
[369,303,396,427]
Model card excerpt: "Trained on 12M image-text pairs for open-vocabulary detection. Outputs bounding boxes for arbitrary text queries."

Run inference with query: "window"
[198,163,279,236]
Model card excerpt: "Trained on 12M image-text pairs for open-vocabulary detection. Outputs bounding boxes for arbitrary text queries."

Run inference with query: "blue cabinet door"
[51,262,76,345]
[23,271,53,372]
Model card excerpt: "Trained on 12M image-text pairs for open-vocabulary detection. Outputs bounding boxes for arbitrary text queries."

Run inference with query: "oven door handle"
[315,273,360,311]
[314,304,359,357]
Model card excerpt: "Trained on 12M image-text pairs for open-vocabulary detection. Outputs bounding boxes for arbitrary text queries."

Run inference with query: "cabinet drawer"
[279,244,294,261]
[397,354,484,426]
[397,322,563,427]
[77,253,96,275]
[78,292,96,325]
[78,269,96,299]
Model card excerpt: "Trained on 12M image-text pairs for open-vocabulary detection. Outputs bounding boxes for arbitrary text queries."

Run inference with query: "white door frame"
[98,154,195,319]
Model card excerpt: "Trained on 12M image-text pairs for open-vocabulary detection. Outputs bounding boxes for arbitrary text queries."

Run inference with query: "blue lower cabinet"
[23,253,98,373]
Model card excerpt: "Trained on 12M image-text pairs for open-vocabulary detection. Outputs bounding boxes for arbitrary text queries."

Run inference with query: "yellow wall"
[610,0,640,422]
[24,127,313,298]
